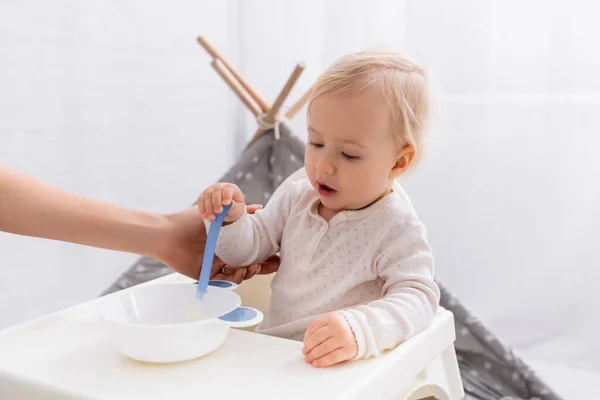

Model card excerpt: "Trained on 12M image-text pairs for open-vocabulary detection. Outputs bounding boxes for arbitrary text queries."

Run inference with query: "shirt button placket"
[309,223,327,262]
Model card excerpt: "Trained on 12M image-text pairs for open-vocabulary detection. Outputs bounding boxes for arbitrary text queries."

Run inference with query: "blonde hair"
[308,50,429,158]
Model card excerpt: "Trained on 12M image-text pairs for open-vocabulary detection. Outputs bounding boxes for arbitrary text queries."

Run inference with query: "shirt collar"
[308,189,397,226]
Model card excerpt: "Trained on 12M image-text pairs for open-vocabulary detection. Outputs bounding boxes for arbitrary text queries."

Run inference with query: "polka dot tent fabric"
[440,284,562,399]
[101,124,561,399]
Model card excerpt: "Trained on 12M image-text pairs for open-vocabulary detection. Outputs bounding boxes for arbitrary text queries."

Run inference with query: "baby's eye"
[342,152,360,160]
[309,141,324,148]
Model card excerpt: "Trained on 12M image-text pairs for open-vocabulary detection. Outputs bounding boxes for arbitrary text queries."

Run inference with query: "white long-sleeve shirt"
[213,179,440,359]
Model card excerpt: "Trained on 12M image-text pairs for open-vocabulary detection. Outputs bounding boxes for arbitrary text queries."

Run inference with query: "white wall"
[0,0,239,328]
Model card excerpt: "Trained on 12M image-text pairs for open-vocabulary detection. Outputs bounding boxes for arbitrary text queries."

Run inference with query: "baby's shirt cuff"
[340,310,366,360]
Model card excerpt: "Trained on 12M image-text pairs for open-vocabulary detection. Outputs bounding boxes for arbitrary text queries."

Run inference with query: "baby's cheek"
[350,179,376,203]
[304,163,317,184]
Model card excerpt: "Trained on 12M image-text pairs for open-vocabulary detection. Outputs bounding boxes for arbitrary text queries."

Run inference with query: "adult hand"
[153,204,280,282]
[211,254,281,284]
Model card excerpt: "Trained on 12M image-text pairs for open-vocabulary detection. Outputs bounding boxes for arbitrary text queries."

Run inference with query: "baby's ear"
[390,145,415,179]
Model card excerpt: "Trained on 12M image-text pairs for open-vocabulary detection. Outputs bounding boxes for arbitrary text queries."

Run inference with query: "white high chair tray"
[0,273,457,400]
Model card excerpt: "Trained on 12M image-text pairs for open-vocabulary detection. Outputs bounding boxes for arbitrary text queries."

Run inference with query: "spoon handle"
[196,203,232,300]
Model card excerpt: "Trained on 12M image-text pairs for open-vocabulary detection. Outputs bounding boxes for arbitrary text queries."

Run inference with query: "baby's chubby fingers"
[197,189,215,220]
[211,184,224,214]
[221,185,235,207]
[203,189,216,221]
[311,348,351,368]
[302,312,358,366]
[198,183,246,222]
[197,194,207,218]
[302,315,331,357]
[223,183,246,222]
[303,325,333,358]
[303,315,329,344]
[303,337,342,365]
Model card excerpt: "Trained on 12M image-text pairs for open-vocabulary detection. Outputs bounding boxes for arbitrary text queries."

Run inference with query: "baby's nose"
[316,158,336,175]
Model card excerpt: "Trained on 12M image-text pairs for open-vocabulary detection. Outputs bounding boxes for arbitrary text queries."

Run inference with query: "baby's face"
[305,88,400,213]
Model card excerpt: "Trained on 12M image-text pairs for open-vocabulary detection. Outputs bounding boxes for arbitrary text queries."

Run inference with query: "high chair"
[233,168,465,400]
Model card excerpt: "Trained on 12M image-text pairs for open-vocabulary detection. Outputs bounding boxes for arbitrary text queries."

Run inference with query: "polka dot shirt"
[214,179,440,360]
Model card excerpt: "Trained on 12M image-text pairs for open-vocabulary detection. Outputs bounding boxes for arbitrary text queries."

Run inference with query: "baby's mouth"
[317,183,337,196]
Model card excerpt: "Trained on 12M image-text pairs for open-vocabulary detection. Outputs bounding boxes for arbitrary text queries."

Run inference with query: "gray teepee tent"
[101,37,562,400]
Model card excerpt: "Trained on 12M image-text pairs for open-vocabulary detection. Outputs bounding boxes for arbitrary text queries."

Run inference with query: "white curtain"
[228,0,600,372]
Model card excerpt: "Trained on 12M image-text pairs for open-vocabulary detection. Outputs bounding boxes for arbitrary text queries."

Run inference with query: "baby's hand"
[197,183,246,222]
[302,312,358,368]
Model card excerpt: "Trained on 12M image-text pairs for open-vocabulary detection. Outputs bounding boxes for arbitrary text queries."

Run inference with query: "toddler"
[198,50,440,368]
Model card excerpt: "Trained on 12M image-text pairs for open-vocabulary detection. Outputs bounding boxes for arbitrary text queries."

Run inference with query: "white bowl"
[98,282,262,363]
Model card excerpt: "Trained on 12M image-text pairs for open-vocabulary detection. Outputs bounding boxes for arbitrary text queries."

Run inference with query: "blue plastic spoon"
[196,203,232,300]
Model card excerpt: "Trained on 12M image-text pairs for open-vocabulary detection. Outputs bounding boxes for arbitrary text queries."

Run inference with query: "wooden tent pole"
[211,59,262,117]
[264,63,305,123]
[285,85,314,119]
[197,36,270,113]
[247,63,305,147]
